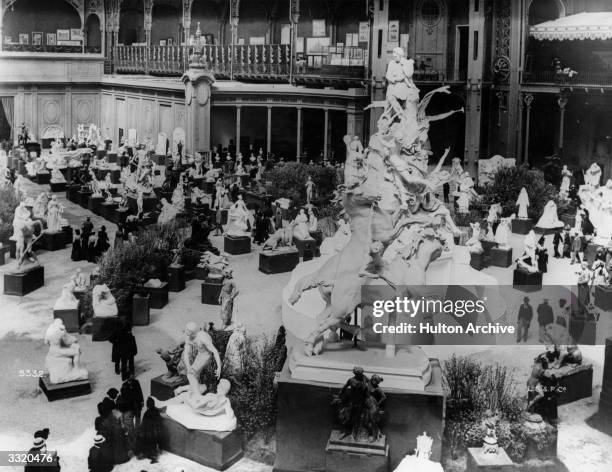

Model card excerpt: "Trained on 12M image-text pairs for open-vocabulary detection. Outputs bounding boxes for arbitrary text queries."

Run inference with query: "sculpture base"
[512,269,542,292]
[132,294,150,326]
[78,190,92,208]
[289,343,433,391]
[202,275,224,305]
[553,364,593,406]
[512,218,533,235]
[293,237,320,258]
[8,237,16,258]
[160,415,243,470]
[467,447,514,472]
[469,252,487,271]
[91,315,119,341]
[144,281,169,309]
[259,249,300,274]
[101,202,118,220]
[62,225,73,246]
[595,285,612,311]
[39,375,91,402]
[66,184,80,203]
[88,196,105,215]
[53,307,81,333]
[534,226,561,236]
[36,172,50,185]
[113,207,131,224]
[4,265,44,296]
[481,240,498,255]
[223,235,251,255]
[49,182,66,192]
[490,247,513,268]
[325,431,389,472]
[150,374,186,401]
[274,364,443,472]
[42,231,66,251]
[168,264,186,292]
[195,266,209,280]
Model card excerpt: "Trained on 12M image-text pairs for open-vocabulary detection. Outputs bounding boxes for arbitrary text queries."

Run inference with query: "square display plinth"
[512,269,542,292]
[202,276,224,305]
[101,202,118,220]
[467,447,514,472]
[143,282,169,309]
[4,265,44,296]
[151,374,186,401]
[490,247,513,268]
[88,196,105,214]
[36,172,50,185]
[481,240,498,255]
[78,190,92,208]
[53,307,81,333]
[223,235,251,255]
[132,294,150,326]
[325,430,389,472]
[160,415,243,470]
[168,264,186,292]
[42,231,66,251]
[50,182,66,193]
[66,184,80,203]
[512,218,533,235]
[39,375,91,402]
[259,249,300,274]
[470,252,487,271]
[91,316,119,341]
[595,285,612,311]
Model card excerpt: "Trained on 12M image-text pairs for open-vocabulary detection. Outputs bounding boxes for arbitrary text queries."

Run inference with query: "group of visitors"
[71,217,110,262]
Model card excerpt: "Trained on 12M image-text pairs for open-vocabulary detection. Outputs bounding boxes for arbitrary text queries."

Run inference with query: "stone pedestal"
[259,249,300,274]
[595,285,612,311]
[470,252,487,271]
[53,307,81,333]
[194,266,208,280]
[160,415,243,470]
[88,195,105,214]
[78,190,92,208]
[66,184,80,203]
[293,237,320,258]
[168,264,186,292]
[41,231,66,251]
[512,218,533,235]
[490,247,513,268]
[512,269,542,291]
[274,364,444,472]
[4,265,44,295]
[325,431,389,472]
[466,447,514,472]
[150,374,186,401]
[62,225,73,246]
[223,235,251,255]
[91,315,119,341]
[36,172,50,185]
[143,281,169,309]
[101,202,118,220]
[554,365,593,405]
[132,294,150,326]
[201,275,224,305]
[50,181,66,192]
[127,194,159,213]
[39,375,91,402]
[481,240,498,255]
[114,207,130,224]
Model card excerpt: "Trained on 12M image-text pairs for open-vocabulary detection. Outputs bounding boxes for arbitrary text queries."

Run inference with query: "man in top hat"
[87,434,114,472]
[516,296,533,343]
[25,429,59,471]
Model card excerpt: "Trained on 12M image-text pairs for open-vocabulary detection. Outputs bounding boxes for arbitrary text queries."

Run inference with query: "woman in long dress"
[516,188,529,219]
[46,196,63,232]
[71,229,83,261]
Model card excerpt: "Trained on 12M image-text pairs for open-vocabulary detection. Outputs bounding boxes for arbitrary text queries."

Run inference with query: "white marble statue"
[12,201,33,239]
[478,154,516,186]
[578,179,612,242]
[72,268,89,291]
[225,196,250,237]
[223,324,246,376]
[560,165,571,198]
[51,168,66,183]
[466,222,483,254]
[584,163,602,188]
[46,195,64,232]
[158,198,179,225]
[171,183,185,212]
[305,176,315,204]
[394,432,443,472]
[53,281,79,310]
[495,215,514,248]
[92,284,118,318]
[293,208,314,240]
[517,230,539,273]
[44,319,88,384]
[320,218,351,255]
[516,187,529,219]
[536,200,564,229]
[32,193,49,219]
[89,170,102,197]
[456,171,477,213]
[486,203,501,240]
[308,208,318,233]
[449,157,464,192]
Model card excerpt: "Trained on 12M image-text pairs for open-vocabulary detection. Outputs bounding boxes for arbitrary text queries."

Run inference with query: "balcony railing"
[523,70,612,87]
[1,44,99,54]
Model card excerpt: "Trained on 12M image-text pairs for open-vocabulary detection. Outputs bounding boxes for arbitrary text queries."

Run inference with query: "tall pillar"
[346,107,364,141]
[557,94,568,155]
[369,0,390,132]
[323,108,329,159]
[506,0,525,160]
[523,93,534,166]
[289,0,300,83]
[182,57,215,155]
[235,106,241,156]
[464,0,486,180]
[296,107,302,161]
[144,0,153,47]
[182,0,192,45]
[267,106,272,155]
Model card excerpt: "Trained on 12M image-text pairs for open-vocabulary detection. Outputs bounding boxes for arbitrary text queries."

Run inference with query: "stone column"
[182,0,192,45]
[323,108,329,159]
[369,0,389,132]
[296,107,302,161]
[289,0,300,83]
[144,0,153,47]
[557,94,568,154]
[506,0,525,160]
[182,57,215,156]
[346,107,364,142]
[523,93,534,166]
[267,106,272,155]
[235,106,241,156]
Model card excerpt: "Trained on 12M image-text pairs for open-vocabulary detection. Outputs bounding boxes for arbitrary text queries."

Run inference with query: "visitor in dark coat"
[135,397,163,463]
[581,209,594,236]
[96,226,110,255]
[87,435,114,472]
[109,322,137,380]
[71,229,83,261]
[253,211,269,244]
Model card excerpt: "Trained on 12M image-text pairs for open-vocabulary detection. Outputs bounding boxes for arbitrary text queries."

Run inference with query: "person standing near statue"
[537,299,554,343]
[219,268,239,328]
[516,297,533,343]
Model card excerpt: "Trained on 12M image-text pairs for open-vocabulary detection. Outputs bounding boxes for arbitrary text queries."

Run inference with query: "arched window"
[420,0,443,28]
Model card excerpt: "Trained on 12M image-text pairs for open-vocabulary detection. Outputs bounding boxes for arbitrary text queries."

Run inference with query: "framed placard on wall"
[70,28,82,41]
[57,30,70,41]
[19,33,29,45]
[359,22,369,43]
[32,32,42,46]
[46,33,56,45]
[388,20,399,43]
[312,19,326,38]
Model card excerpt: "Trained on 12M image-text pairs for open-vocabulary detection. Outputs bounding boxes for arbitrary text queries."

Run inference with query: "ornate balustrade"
[523,69,612,87]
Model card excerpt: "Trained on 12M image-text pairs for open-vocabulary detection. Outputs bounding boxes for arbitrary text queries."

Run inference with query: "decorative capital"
[557,95,568,110]
[523,93,534,108]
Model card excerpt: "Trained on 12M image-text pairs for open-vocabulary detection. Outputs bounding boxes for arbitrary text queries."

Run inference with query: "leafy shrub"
[263,162,337,205]
[0,187,21,242]
[479,165,560,220]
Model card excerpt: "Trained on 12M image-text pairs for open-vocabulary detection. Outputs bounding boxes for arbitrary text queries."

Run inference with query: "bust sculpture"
[394,432,443,472]
[44,319,88,384]
[92,284,118,318]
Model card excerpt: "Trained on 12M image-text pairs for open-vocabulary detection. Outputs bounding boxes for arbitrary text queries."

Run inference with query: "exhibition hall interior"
[2,0,612,471]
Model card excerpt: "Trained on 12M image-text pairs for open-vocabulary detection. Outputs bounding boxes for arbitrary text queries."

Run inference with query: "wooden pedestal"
[50,181,66,192]
[223,235,251,255]
[36,172,50,185]
[4,265,44,295]
[490,247,513,268]
[595,285,612,311]
[88,196,105,214]
[554,365,593,406]
[150,374,186,401]
[201,275,224,305]
[143,282,169,309]
[132,294,150,326]
[42,231,65,251]
[66,184,80,203]
[293,237,320,258]
[78,190,92,208]
[259,249,300,274]
[39,375,91,402]
[101,202,118,220]
[168,264,186,292]
[53,307,81,333]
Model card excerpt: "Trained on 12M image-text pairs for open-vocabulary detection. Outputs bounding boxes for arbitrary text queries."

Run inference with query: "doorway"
[455,25,469,81]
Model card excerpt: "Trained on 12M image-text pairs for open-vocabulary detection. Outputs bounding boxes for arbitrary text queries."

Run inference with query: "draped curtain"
[0,97,14,141]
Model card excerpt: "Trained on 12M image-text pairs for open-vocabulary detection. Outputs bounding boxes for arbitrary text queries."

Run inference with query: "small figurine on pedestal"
[466,222,483,254]
[536,200,564,230]
[482,417,499,454]
[219,268,238,328]
[44,319,88,384]
[517,187,529,219]
[224,196,250,237]
[158,198,179,225]
[486,203,501,240]
[46,195,64,232]
[516,230,539,273]
[53,282,79,311]
[560,165,571,199]
[495,215,514,248]
[394,432,443,472]
[92,284,118,318]
[305,176,315,204]
[584,162,602,188]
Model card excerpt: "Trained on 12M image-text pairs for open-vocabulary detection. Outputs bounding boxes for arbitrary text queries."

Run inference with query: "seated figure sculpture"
[466,222,483,254]
[536,200,564,230]
[293,208,314,241]
[225,196,250,237]
[158,198,179,225]
[44,319,88,384]
[92,284,118,318]
[53,281,79,310]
